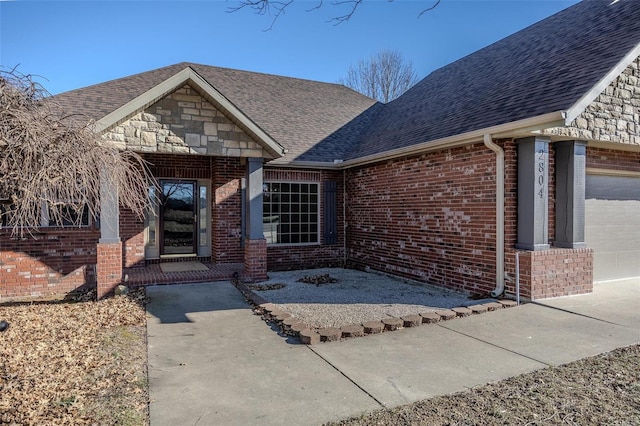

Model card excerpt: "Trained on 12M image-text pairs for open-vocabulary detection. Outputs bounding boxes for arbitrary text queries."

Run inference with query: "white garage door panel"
[585,175,640,283]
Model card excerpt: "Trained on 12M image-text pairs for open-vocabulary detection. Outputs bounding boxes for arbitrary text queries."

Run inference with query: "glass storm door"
[160,180,197,255]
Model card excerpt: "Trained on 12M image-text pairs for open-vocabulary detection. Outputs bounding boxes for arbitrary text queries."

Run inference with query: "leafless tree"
[339,49,419,103]
[228,0,440,30]
[0,67,156,237]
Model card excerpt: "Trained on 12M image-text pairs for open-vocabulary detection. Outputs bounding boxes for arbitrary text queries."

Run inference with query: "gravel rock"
[255,268,475,328]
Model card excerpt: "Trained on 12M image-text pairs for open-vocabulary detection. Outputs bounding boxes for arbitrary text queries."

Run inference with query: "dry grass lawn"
[1,287,638,425]
[0,290,148,425]
[328,344,640,425]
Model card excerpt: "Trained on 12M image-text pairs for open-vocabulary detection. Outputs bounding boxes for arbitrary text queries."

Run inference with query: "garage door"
[585,174,640,282]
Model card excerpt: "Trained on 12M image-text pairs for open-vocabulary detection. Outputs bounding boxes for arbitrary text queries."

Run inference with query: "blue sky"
[1,0,579,95]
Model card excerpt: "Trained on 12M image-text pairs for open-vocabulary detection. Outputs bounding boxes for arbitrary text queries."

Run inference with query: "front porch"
[92,77,284,299]
[123,262,244,287]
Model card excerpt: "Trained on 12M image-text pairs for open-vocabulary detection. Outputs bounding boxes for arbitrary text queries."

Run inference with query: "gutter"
[268,113,565,171]
[339,112,563,170]
[483,134,505,298]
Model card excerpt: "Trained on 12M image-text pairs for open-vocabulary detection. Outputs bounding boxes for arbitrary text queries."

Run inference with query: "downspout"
[483,134,505,298]
[343,169,347,266]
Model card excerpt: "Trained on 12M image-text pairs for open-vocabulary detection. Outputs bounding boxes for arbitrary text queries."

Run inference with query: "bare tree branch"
[229,0,441,28]
[227,0,294,31]
[329,0,363,25]
[306,0,324,13]
[418,0,441,18]
[338,49,419,103]
[0,67,157,237]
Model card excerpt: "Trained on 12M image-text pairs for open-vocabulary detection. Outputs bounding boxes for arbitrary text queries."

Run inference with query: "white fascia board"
[95,67,194,132]
[266,160,341,170]
[186,68,285,158]
[337,111,565,169]
[587,139,640,153]
[95,67,285,158]
[564,43,640,125]
[274,112,564,170]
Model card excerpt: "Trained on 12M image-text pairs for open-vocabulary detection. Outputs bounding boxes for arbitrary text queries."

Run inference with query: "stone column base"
[97,241,123,299]
[244,239,267,282]
[507,248,593,300]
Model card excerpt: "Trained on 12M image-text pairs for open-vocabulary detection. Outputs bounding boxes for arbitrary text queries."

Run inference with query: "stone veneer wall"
[543,56,640,145]
[102,85,265,157]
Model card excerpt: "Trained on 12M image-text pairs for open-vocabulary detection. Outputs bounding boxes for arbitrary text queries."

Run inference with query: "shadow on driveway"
[146,281,247,323]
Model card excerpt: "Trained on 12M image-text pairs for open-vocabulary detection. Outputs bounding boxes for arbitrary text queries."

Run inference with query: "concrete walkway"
[146,279,640,426]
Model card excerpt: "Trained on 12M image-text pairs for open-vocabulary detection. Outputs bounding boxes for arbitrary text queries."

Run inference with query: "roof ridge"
[52,62,191,98]
[185,61,366,91]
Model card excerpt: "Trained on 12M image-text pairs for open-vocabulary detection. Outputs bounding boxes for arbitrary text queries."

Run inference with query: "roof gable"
[541,55,640,147]
[53,62,377,162]
[92,66,284,158]
[564,44,640,125]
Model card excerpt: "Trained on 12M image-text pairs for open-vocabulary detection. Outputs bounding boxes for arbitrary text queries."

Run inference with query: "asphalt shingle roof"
[53,63,378,162]
[53,0,640,164]
[346,0,640,160]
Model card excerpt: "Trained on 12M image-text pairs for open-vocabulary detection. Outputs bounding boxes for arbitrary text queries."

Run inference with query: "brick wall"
[265,168,346,271]
[345,144,499,295]
[213,157,244,263]
[126,153,244,264]
[0,228,99,299]
[96,242,123,299]
[245,239,267,281]
[586,146,640,172]
[121,207,145,268]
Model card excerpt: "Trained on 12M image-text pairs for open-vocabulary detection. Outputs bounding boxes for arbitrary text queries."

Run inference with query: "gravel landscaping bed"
[249,268,489,329]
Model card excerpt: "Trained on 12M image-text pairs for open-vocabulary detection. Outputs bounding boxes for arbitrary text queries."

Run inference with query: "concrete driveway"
[146,278,640,426]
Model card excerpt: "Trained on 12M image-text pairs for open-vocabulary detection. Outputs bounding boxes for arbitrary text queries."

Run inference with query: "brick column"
[97,168,122,299]
[514,248,593,300]
[97,242,122,299]
[243,157,267,281]
[244,238,267,281]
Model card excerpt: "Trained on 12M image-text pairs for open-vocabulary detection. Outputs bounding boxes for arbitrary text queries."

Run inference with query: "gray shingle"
[53,62,377,163]
[52,0,640,165]
[346,0,640,160]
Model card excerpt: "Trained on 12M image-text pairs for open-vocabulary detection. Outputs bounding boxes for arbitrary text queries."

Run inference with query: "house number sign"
[537,147,546,199]
[516,136,550,250]
[532,139,549,248]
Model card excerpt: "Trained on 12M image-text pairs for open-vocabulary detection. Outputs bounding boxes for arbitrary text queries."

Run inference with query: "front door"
[160,180,197,255]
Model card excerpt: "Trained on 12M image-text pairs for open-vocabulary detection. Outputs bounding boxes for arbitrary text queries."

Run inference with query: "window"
[0,198,90,229]
[263,182,319,244]
[46,202,90,227]
[0,198,12,228]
